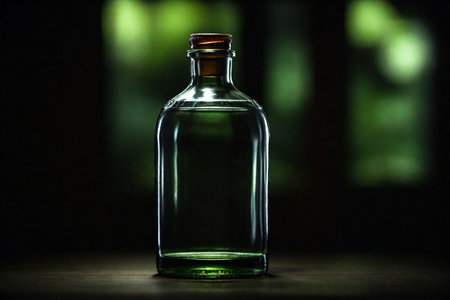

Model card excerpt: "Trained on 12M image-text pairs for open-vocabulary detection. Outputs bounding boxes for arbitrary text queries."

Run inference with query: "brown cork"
[190,33,232,50]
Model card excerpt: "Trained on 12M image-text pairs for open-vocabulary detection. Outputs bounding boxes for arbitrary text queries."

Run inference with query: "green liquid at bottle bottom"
[158,251,267,278]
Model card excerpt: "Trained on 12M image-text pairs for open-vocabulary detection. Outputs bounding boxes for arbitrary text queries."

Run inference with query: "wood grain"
[1,253,449,299]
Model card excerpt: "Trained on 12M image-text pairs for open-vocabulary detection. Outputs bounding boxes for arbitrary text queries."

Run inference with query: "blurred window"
[103,0,241,193]
[102,0,433,194]
[346,0,433,186]
[264,1,312,193]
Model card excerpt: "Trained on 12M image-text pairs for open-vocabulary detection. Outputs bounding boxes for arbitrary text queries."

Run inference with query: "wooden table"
[1,253,449,299]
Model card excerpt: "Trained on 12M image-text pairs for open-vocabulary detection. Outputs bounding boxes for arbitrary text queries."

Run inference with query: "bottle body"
[156,35,269,278]
[156,100,268,277]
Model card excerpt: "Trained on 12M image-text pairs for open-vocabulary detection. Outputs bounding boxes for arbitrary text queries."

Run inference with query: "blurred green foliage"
[103,0,241,193]
[264,1,312,193]
[347,0,433,186]
[347,0,397,47]
[103,0,434,194]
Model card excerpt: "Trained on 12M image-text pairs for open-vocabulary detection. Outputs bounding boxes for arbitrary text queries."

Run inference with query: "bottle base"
[157,251,267,278]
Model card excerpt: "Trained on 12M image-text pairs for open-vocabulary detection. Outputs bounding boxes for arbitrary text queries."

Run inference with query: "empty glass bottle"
[156,33,269,278]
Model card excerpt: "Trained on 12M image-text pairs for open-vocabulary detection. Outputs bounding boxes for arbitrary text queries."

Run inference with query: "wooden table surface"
[1,253,449,299]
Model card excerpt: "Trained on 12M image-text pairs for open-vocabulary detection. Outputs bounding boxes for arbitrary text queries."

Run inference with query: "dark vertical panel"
[307,0,348,249]
[241,1,267,104]
[1,2,106,255]
[310,0,348,193]
[430,2,450,186]
[429,0,450,252]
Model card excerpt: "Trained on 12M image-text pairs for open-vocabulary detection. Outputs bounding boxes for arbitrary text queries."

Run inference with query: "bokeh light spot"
[266,39,310,113]
[378,23,432,83]
[103,0,153,68]
[347,0,396,47]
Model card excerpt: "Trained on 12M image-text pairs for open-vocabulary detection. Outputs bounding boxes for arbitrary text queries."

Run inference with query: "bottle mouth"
[186,49,236,58]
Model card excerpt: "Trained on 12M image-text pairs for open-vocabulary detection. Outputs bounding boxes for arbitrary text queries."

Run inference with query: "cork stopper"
[190,33,232,50]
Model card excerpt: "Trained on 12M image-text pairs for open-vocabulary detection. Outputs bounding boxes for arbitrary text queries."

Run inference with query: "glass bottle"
[156,33,269,278]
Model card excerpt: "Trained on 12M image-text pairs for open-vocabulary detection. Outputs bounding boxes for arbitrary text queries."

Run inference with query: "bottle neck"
[189,51,234,87]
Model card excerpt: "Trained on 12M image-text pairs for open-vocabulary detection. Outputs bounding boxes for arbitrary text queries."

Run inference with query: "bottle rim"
[186,49,236,58]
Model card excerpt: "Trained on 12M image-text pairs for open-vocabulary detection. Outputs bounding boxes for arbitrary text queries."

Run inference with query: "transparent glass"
[156,49,269,278]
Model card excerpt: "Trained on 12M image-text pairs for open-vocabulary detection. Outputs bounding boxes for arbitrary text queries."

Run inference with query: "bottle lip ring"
[186,49,236,58]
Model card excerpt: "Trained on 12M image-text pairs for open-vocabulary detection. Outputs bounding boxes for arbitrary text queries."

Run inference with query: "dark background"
[1,0,449,260]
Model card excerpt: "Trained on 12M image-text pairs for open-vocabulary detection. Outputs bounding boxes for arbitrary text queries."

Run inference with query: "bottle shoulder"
[164,84,263,111]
